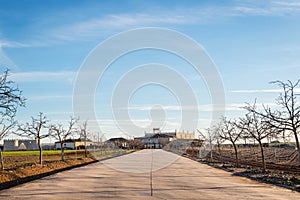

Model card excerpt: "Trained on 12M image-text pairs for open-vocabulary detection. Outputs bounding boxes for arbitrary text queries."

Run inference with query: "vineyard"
[186,146,300,173]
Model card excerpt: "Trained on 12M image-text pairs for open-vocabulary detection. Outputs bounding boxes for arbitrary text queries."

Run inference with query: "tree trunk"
[0,148,4,170]
[60,142,65,161]
[258,141,266,172]
[232,143,239,167]
[298,148,300,164]
[38,138,42,165]
[294,130,300,163]
[217,142,222,160]
[84,140,87,158]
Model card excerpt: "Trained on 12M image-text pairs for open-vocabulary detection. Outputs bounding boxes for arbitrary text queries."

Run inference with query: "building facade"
[4,139,39,151]
[55,138,93,150]
[106,137,129,149]
[135,128,195,149]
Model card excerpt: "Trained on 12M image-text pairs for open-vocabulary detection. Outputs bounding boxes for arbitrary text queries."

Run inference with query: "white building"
[4,139,39,151]
[135,128,195,149]
[55,138,93,150]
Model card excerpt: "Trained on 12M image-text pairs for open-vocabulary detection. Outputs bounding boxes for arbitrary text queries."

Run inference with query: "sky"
[1,0,300,141]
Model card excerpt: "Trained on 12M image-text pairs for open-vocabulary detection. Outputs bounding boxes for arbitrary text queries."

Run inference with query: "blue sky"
[1,0,300,140]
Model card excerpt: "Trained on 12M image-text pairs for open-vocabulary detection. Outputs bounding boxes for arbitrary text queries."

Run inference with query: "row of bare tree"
[206,80,300,172]
[0,70,90,170]
[15,113,90,165]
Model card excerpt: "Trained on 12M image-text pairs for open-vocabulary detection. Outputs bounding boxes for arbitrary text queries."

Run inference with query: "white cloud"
[272,1,300,7]
[233,0,300,15]
[0,38,50,48]
[49,13,195,42]
[127,102,284,112]
[0,40,28,48]
[4,1,300,47]
[230,88,300,93]
[0,47,20,71]
[10,71,76,83]
[47,2,300,42]
[28,95,72,101]
[127,103,249,112]
[233,6,271,16]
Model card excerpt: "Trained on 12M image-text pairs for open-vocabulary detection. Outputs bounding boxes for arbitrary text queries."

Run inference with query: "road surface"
[1,149,299,199]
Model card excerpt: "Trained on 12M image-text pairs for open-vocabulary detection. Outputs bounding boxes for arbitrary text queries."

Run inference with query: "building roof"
[54,138,92,144]
[136,133,175,139]
[107,137,128,142]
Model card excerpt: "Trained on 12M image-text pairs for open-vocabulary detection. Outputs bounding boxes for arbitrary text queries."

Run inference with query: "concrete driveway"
[1,149,299,199]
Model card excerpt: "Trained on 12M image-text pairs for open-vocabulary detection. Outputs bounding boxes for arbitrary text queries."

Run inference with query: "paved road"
[1,149,300,199]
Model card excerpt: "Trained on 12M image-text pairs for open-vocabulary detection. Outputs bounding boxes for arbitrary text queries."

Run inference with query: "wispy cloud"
[0,47,20,71]
[28,95,72,101]
[10,71,76,83]
[4,1,300,47]
[48,13,195,42]
[47,4,300,44]
[233,0,300,16]
[272,1,300,7]
[127,103,252,112]
[230,88,300,93]
[0,38,50,48]
[0,40,24,48]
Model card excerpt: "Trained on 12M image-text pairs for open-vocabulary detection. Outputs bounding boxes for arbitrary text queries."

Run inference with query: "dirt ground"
[0,158,95,184]
[202,161,300,192]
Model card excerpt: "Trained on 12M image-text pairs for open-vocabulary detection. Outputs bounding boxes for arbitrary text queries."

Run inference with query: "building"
[135,128,195,149]
[135,133,175,149]
[106,137,129,149]
[55,138,93,150]
[144,128,195,140]
[42,143,55,150]
[176,131,195,139]
[4,139,39,151]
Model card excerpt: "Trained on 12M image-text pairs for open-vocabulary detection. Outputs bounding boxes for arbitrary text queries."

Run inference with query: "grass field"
[3,150,77,156]
[1,149,130,169]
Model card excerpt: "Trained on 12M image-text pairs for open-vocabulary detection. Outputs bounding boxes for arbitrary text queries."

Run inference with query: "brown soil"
[3,151,87,169]
[0,158,95,184]
[203,162,300,192]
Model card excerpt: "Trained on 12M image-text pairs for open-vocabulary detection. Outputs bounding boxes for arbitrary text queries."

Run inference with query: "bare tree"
[219,117,243,167]
[16,112,49,165]
[49,117,78,161]
[208,123,225,159]
[244,80,300,163]
[0,70,26,118]
[128,139,144,149]
[0,70,25,170]
[197,128,220,162]
[240,108,279,172]
[0,118,16,170]
[79,120,90,157]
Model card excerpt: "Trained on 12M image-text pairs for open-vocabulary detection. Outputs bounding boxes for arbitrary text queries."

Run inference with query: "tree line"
[206,80,300,171]
[0,70,90,170]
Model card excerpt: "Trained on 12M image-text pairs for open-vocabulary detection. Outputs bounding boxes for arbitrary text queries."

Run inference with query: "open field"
[2,150,87,169]
[3,150,79,156]
[173,146,300,191]
[0,157,96,185]
[1,149,126,169]
[0,149,130,186]
[179,147,300,171]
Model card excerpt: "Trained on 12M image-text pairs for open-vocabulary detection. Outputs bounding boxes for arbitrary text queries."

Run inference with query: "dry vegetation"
[0,157,95,184]
[0,149,128,188]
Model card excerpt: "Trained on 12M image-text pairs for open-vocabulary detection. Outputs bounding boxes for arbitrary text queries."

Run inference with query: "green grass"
[3,150,79,156]
[1,149,131,169]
